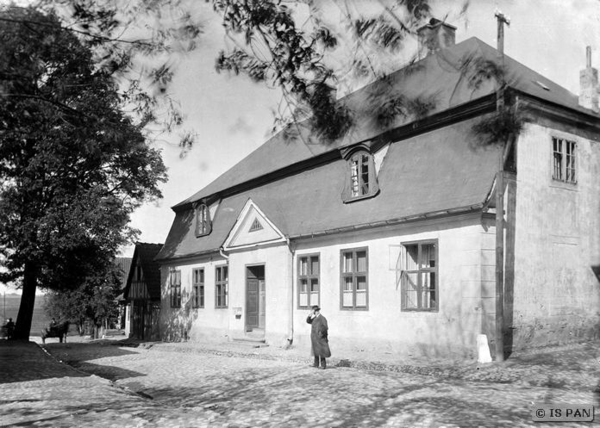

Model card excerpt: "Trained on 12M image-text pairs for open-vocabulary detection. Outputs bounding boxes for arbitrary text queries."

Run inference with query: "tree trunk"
[14,262,38,340]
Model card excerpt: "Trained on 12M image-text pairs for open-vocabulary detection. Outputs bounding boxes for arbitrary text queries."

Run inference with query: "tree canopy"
[0,6,168,338]
[44,261,122,337]
[213,0,442,141]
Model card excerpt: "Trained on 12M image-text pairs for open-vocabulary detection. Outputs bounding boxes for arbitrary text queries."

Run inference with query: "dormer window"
[342,149,380,203]
[195,203,212,237]
[350,152,371,197]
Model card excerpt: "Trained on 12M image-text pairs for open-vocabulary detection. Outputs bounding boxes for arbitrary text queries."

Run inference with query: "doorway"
[246,265,265,334]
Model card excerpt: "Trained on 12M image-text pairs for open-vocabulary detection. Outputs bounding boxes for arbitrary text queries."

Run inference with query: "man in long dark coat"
[306,305,331,369]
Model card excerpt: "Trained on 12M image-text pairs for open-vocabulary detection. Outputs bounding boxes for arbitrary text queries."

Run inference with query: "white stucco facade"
[510,122,600,348]
[160,212,501,359]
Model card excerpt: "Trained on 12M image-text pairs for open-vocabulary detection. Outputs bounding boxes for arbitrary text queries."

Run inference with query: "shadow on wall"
[161,287,199,342]
[155,209,198,342]
[412,309,478,360]
[592,265,600,340]
[511,265,600,351]
[503,174,517,360]
[592,265,600,283]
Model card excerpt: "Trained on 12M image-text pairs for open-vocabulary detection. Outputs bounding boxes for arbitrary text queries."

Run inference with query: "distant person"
[306,305,331,369]
[5,318,15,340]
[49,318,57,329]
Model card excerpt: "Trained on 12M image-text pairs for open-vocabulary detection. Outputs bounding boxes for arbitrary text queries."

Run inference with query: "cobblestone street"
[1,339,599,427]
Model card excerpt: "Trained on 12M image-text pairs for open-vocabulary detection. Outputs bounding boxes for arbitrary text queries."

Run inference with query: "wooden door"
[132,301,144,340]
[258,279,266,329]
[246,265,265,331]
[143,302,152,340]
[246,278,259,329]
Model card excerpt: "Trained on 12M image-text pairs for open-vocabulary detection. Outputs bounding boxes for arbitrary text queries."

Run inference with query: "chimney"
[579,46,599,112]
[417,18,456,59]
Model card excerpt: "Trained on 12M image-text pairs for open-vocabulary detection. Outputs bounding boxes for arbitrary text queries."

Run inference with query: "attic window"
[249,218,263,232]
[195,203,212,237]
[342,150,380,203]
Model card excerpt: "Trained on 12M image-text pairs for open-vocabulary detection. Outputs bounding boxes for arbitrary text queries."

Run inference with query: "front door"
[246,265,265,332]
[132,301,144,340]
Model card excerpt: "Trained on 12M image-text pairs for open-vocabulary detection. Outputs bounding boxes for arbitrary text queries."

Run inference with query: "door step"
[232,336,268,348]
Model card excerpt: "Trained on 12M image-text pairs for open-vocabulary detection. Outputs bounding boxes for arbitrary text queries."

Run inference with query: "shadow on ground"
[43,341,146,382]
[129,365,534,427]
[44,341,141,362]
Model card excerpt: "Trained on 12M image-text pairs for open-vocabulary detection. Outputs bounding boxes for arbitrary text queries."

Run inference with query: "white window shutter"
[389,244,406,291]
[389,244,401,270]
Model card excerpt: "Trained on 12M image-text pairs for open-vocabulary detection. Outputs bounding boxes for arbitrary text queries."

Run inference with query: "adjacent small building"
[156,19,600,358]
[124,243,163,340]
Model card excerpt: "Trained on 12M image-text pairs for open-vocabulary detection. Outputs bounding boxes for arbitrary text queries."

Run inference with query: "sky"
[2,0,600,293]
[124,0,600,257]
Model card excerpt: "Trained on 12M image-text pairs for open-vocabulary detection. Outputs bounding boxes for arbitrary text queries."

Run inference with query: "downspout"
[219,246,229,260]
[286,236,295,347]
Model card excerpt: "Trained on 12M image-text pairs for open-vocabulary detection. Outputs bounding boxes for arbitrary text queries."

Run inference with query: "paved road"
[1,340,599,427]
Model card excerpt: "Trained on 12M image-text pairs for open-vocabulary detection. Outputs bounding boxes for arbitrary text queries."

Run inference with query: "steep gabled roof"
[157,116,502,261]
[173,37,589,210]
[156,36,596,262]
[124,243,163,300]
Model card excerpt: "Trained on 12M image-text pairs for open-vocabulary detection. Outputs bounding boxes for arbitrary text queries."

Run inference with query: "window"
[351,152,370,197]
[401,241,438,311]
[552,137,577,184]
[298,254,320,308]
[340,248,368,309]
[342,150,379,203]
[195,203,212,237]
[192,268,204,308]
[169,270,181,308]
[215,265,228,308]
[249,218,263,232]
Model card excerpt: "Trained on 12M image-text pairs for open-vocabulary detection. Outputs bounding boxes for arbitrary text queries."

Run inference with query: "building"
[114,256,132,331]
[156,19,600,359]
[124,243,163,340]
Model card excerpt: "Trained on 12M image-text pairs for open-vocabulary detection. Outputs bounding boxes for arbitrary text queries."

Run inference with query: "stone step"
[232,336,269,348]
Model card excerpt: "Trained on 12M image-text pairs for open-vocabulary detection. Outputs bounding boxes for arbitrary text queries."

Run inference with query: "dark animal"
[41,321,69,344]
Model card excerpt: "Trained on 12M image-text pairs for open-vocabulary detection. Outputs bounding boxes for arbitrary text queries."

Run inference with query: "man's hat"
[311,305,321,311]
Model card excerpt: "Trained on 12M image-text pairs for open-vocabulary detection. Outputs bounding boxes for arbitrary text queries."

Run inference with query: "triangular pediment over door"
[223,199,286,250]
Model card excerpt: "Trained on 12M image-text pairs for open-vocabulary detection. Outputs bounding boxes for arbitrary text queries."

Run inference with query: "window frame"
[195,203,212,237]
[342,149,379,203]
[552,137,577,185]
[400,239,439,312]
[192,268,204,309]
[169,269,181,308]
[350,151,371,197]
[297,253,320,309]
[215,265,228,309]
[339,247,369,311]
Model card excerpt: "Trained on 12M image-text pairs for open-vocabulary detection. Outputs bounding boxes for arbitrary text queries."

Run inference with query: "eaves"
[288,203,486,241]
